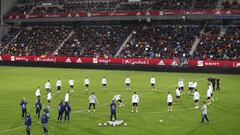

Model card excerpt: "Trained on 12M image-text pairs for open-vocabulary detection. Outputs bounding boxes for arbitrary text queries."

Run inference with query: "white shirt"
[167,94,173,103]
[201,104,207,115]
[89,95,97,103]
[193,82,197,88]
[69,79,74,86]
[208,84,213,93]
[207,89,212,97]
[35,88,41,97]
[150,77,156,84]
[125,78,131,84]
[176,89,181,96]
[84,79,90,85]
[102,78,107,84]
[131,94,139,103]
[113,94,121,101]
[45,82,51,89]
[56,80,62,87]
[193,91,200,100]
[65,93,69,102]
[47,92,52,100]
[178,80,184,87]
[189,81,194,88]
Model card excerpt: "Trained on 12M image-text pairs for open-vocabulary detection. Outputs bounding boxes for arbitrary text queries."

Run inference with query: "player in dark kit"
[216,78,220,91]
[20,98,27,118]
[57,100,64,123]
[110,100,117,121]
[64,103,71,122]
[43,107,50,119]
[35,99,42,119]
[41,112,49,135]
[24,113,32,135]
[208,76,216,90]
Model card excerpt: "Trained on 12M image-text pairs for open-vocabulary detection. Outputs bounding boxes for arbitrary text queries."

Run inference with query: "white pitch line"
[0,77,207,134]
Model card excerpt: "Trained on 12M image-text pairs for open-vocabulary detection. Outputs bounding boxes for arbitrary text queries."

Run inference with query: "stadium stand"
[1,24,239,60]
[194,25,240,60]
[5,0,222,15]
[1,0,240,60]
[58,25,132,58]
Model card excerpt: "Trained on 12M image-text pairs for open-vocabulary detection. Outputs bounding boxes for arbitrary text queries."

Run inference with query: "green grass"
[0,66,239,135]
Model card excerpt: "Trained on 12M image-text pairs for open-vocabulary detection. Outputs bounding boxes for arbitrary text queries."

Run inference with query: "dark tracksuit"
[43,108,49,119]
[41,114,49,135]
[64,104,71,122]
[58,103,64,122]
[20,101,27,118]
[25,115,32,135]
[35,101,42,119]
[110,102,117,121]
[216,78,220,90]
[212,79,216,90]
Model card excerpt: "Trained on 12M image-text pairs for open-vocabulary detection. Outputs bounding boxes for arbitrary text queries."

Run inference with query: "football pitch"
[0,66,239,135]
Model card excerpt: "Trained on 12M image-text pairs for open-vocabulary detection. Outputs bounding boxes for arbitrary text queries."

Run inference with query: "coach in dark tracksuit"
[41,112,49,135]
[110,100,117,121]
[64,103,71,122]
[25,113,32,135]
[35,99,42,119]
[20,99,27,118]
[58,100,64,123]
[216,78,220,90]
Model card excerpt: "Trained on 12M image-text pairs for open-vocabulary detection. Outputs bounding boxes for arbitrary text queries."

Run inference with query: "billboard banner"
[1,56,239,68]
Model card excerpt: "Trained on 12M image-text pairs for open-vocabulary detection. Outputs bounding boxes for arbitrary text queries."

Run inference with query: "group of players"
[20,75,220,135]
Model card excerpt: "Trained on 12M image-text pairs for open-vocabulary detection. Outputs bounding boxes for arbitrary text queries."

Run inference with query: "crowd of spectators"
[119,25,201,58]
[195,25,240,60]
[1,24,239,60]
[58,25,132,57]
[5,0,225,16]
[222,1,240,9]
[1,26,71,56]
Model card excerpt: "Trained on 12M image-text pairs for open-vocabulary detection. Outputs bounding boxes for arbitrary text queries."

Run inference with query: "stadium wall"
[0,61,239,74]
[0,56,239,74]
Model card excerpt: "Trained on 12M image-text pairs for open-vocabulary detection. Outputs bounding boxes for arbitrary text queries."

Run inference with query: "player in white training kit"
[150,76,156,91]
[112,94,124,107]
[69,78,74,93]
[207,83,213,105]
[131,92,139,112]
[45,80,51,92]
[84,77,90,92]
[209,82,214,102]
[175,87,181,102]
[188,80,194,95]
[193,80,197,90]
[47,90,52,107]
[56,78,62,95]
[65,91,70,104]
[125,76,131,90]
[101,76,107,90]
[193,89,200,109]
[178,78,184,94]
[35,87,41,99]
[88,92,98,112]
[167,92,173,112]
